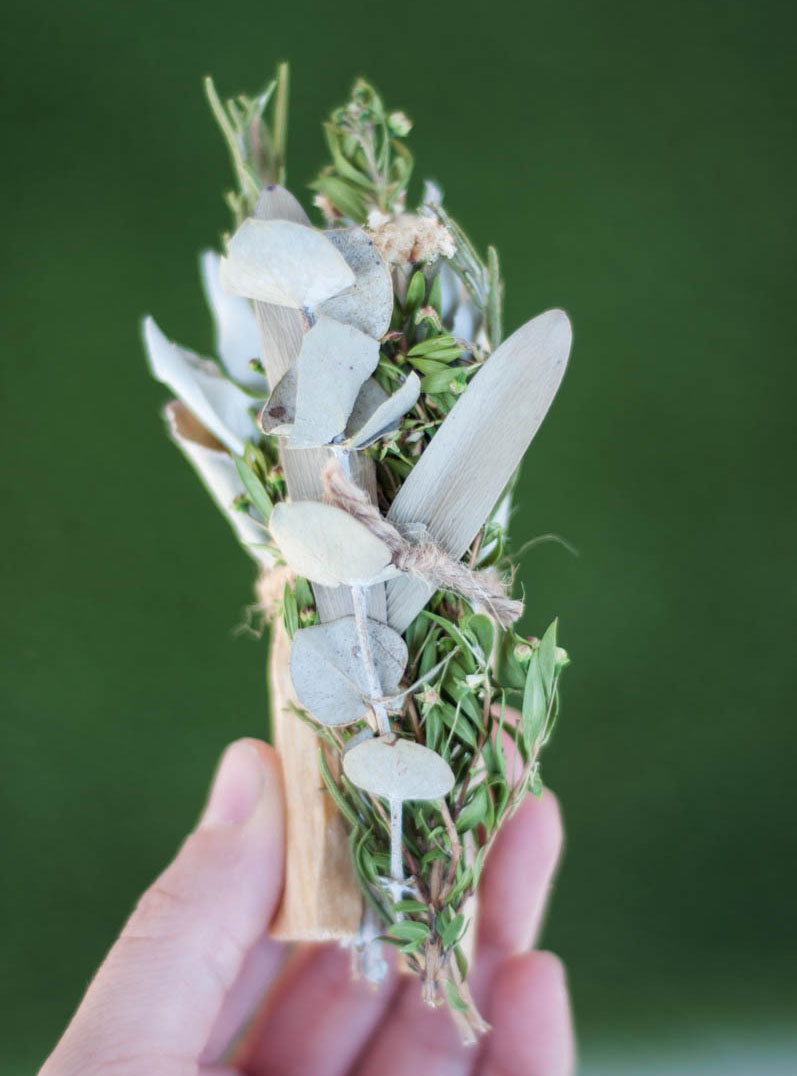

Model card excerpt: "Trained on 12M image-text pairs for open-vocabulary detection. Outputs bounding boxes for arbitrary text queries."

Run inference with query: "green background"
[2,0,795,1071]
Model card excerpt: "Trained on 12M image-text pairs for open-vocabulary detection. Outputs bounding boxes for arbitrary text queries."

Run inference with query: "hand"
[41,737,573,1076]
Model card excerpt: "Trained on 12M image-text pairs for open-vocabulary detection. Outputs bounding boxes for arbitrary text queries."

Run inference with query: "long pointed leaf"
[385,309,572,631]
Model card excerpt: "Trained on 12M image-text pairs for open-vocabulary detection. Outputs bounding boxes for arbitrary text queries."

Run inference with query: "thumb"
[40,738,285,1076]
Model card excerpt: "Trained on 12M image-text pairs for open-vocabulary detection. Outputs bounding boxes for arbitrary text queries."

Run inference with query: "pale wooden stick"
[267,617,363,939]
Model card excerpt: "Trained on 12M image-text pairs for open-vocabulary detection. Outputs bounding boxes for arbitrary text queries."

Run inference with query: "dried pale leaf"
[278,448,387,624]
[220,219,355,309]
[344,378,389,438]
[259,365,297,434]
[270,501,399,587]
[318,227,393,338]
[255,184,311,225]
[343,736,455,801]
[290,317,380,447]
[164,401,273,566]
[251,186,309,386]
[438,261,480,341]
[386,309,572,631]
[290,616,408,726]
[200,250,264,389]
[345,372,421,449]
[143,316,258,455]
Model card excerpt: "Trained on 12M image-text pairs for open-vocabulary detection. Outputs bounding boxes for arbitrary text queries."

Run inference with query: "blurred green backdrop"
[2,0,796,1072]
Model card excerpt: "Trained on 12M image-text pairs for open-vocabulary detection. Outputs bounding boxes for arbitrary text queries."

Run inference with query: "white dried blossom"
[312,192,340,223]
[368,213,456,266]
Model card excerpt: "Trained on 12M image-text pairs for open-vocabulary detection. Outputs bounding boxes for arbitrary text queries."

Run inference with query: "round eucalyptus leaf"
[318,227,394,338]
[289,317,380,447]
[290,616,408,726]
[344,378,389,438]
[343,735,456,802]
[270,501,399,587]
[220,218,355,309]
[346,371,421,449]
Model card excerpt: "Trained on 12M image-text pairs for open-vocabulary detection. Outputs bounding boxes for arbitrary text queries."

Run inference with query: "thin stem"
[389,796,404,884]
[351,585,391,736]
[336,446,392,737]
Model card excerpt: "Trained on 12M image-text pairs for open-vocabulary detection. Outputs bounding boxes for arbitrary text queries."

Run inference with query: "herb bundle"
[144,65,572,1041]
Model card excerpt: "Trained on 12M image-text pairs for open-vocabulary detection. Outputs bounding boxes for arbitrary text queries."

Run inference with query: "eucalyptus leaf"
[345,372,421,449]
[343,735,455,802]
[270,501,400,587]
[258,365,297,434]
[290,616,408,726]
[318,227,394,338]
[290,316,380,447]
[220,218,355,309]
[344,378,389,437]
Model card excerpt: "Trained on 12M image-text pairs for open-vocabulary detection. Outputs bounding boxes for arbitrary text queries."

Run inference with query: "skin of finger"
[200,930,286,1065]
[40,742,285,1076]
[478,952,574,1076]
[351,974,472,1076]
[476,790,564,963]
[348,788,564,1076]
[237,943,401,1076]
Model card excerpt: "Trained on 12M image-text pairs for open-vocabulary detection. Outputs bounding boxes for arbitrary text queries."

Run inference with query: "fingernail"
[200,739,267,827]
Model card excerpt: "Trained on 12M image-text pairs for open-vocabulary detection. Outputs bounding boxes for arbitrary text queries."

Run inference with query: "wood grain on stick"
[267,618,363,940]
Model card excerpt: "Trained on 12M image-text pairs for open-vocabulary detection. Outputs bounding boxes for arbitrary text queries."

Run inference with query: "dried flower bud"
[368,213,456,266]
[388,110,412,136]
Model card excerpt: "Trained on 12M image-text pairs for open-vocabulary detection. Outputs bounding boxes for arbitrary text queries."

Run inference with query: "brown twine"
[323,458,523,628]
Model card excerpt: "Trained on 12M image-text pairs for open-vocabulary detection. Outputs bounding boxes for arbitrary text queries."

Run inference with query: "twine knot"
[322,459,523,628]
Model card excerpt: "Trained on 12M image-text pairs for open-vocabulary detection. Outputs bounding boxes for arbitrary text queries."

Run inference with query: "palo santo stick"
[266,616,362,940]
